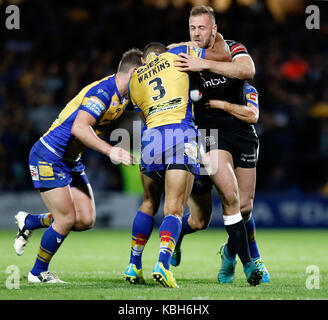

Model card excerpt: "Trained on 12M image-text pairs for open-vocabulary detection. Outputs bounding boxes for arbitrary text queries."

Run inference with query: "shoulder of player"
[88,75,115,97]
[226,40,249,58]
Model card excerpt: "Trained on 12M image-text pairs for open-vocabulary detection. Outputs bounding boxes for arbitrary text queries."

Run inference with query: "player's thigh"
[234,166,256,212]
[40,186,76,235]
[164,169,194,217]
[208,149,239,203]
[139,172,164,215]
[71,183,96,229]
[187,192,212,229]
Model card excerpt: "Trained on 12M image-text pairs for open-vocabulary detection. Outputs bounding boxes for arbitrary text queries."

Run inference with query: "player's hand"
[108,146,137,167]
[174,53,205,72]
[215,32,225,42]
[167,41,199,50]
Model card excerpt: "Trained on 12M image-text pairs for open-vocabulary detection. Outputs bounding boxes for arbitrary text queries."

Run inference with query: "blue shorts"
[29,140,89,190]
[140,123,200,179]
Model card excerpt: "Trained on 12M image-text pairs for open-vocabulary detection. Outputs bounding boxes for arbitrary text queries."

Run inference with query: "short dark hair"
[142,42,167,59]
[117,48,143,73]
[190,5,216,25]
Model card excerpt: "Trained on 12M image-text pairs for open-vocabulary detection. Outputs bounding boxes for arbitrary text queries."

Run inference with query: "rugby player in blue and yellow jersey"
[14,48,143,283]
[123,42,206,288]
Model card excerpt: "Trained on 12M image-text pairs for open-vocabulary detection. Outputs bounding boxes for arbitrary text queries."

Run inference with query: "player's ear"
[212,24,218,37]
[141,57,146,64]
[129,66,138,76]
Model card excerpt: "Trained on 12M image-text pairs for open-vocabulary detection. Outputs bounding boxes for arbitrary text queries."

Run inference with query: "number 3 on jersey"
[149,77,166,101]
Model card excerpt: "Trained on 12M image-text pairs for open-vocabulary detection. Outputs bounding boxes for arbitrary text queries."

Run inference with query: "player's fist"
[108,147,137,166]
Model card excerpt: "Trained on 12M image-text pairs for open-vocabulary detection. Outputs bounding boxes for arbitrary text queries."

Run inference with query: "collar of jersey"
[113,73,124,102]
[145,52,159,62]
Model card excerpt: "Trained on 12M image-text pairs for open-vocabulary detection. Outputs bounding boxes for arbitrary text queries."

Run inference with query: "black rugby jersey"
[194,40,256,136]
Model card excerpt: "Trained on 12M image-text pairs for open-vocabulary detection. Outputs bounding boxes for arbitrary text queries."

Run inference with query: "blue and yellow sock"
[175,213,196,249]
[25,213,54,230]
[130,211,154,269]
[158,215,182,270]
[245,213,260,259]
[30,225,66,276]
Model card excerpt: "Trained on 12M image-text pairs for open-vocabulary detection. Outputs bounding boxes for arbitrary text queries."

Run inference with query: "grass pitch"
[0,228,327,300]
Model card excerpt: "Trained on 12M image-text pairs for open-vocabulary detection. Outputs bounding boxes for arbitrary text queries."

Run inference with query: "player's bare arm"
[174,54,255,80]
[206,100,259,124]
[71,109,136,166]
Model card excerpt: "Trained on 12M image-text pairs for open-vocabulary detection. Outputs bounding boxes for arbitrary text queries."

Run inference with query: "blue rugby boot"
[217,243,237,284]
[123,263,145,284]
[152,262,179,288]
[253,258,270,283]
[243,261,263,286]
[171,247,181,267]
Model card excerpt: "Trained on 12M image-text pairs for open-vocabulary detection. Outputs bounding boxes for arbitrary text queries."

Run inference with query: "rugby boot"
[152,262,179,288]
[243,261,263,286]
[14,211,33,256]
[28,271,66,283]
[217,243,237,283]
[123,263,145,284]
[170,247,182,267]
[253,258,270,283]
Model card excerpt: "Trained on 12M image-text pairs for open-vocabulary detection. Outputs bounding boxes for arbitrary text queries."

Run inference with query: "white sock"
[222,212,242,226]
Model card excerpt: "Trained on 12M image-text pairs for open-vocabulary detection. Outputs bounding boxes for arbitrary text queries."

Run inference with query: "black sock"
[224,220,252,265]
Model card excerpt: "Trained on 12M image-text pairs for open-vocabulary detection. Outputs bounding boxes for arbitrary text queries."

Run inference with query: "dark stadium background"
[1,0,327,228]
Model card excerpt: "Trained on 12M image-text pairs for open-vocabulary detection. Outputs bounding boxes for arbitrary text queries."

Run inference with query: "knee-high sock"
[223,212,252,265]
[25,213,54,230]
[30,225,66,276]
[227,213,261,260]
[244,213,260,259]
[129,211,154,269]
[175,213,196,250]
[158,215,182,269]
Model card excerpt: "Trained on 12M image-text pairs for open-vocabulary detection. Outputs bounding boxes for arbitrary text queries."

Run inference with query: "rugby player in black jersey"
[171,5,269,285]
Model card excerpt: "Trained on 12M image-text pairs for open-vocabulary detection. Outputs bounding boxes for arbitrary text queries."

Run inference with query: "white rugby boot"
[14,211,33,256]
[28,271,66,284]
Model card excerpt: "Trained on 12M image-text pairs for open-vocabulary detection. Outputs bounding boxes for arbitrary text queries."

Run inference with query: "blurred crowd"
[0,0,327,195]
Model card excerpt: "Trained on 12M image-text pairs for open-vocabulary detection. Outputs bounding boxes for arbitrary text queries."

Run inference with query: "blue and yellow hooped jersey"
[245,83,259,109]
[41,74,129,160]
[128,45,205,129]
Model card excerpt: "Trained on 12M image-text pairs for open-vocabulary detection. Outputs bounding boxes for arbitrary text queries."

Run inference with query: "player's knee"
[73,209,96,231]
[240,199,253,217]
[221,190,239,208]
[192,218,209,230]
[164,204,183,217]
[77,217,95,230]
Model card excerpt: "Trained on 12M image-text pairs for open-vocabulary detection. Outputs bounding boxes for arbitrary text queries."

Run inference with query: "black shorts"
[191,128,259,195]
[140,163,196,181]
[198,128,259,169]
